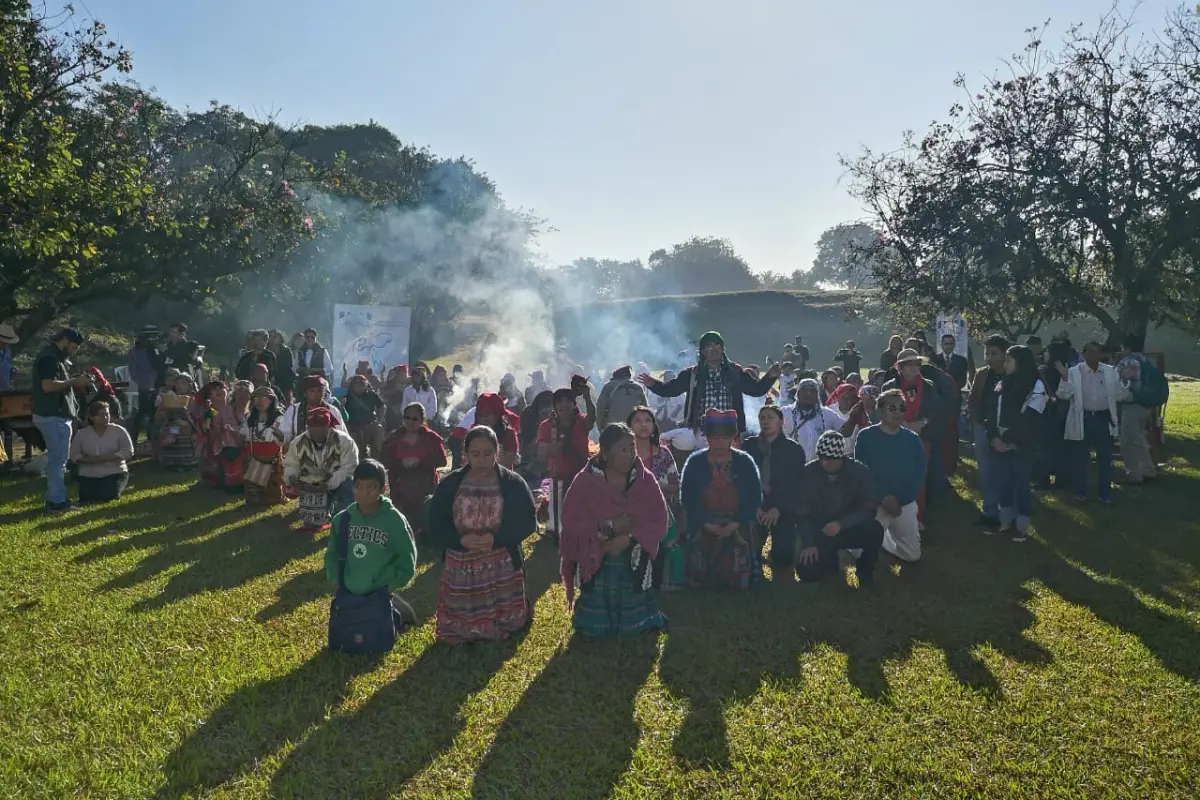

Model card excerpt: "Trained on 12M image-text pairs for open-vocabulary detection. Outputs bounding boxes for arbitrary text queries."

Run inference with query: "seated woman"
[561,423,669,638]
[154,374,200,471]
[205,380,251,492]
[428,426,537,645]
[679,409,763,590]
[380,402,447,541]
[626,405,684,592]
[284,407,360,531]
[70,401,134,505]
[241,385,287,507]
[740,403,807,572]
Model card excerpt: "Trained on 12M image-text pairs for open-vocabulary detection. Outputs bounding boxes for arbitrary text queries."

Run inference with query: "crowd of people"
[21,319,1168,653]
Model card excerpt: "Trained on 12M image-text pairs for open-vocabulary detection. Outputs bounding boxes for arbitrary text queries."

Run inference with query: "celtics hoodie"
[325,496,418,595]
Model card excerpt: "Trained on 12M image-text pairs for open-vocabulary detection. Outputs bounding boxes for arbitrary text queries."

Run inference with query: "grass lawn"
[2,388,1199,799]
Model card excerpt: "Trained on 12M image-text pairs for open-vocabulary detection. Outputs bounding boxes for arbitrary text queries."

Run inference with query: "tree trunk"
[1109,296,1151,348]
[8,305,62,358]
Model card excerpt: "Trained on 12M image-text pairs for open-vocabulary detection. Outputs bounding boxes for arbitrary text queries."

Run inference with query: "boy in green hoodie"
[326,459,419,628]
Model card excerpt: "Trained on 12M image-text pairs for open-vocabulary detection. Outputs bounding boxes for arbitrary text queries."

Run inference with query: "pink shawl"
[559,456,668,608]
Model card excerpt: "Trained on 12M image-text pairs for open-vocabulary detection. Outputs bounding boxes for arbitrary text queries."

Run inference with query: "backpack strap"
[336,511,352,593]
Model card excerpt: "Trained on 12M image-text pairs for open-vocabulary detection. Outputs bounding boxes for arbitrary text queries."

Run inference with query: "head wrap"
[815,431,847,460]
[797,378,820,392]
[828,383,859,407]
[860,385,880,398]
[251,385,276,400]
[698,331,725,349]
[702,408,739,435]
[232,379,254,396]
[475,392,506,420]
[302,375,327,391]
[307,406,333,427]
[85,366,114,397]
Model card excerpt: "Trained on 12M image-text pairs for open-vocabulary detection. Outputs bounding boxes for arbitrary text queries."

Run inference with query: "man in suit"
[932,334,970,390]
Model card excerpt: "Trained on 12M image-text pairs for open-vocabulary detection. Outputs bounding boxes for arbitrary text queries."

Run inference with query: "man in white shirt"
[783,378,846,461]
[1056,341,1122,503]
[401,365,438,422]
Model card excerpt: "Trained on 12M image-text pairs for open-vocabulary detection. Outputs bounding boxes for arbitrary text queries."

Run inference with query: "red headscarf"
[307,406,333,427]
[827,383,859,409]
[86,366,114,397]
[302,375,327,391]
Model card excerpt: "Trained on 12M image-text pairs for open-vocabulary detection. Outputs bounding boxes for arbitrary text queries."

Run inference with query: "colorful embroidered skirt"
[436,548,529,644]
[574,554,667,638]
[685,525,755,590]
[156,428,198,469]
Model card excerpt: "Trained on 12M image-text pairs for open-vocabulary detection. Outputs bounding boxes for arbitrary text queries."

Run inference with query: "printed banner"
[935,311,969,357]
[331,304,411,379]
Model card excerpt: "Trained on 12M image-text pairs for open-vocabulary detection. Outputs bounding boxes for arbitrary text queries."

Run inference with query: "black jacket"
[740,434,807,518]
[932,352,970,389]
[235,348,278,382]
[646,360,776,432]
[428,464,537,568]
[160,340,204,387]
[797,459,878,550]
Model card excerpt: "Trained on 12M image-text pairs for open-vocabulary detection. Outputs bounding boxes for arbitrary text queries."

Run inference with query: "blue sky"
[74,0,1173,274]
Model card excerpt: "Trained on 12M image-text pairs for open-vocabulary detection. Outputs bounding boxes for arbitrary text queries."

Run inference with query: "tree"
[843,6,1200,344]
[1,3,316,352]
[805,223,881,289]
[647,236,759,295]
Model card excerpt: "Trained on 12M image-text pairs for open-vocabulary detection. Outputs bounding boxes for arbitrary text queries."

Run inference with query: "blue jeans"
[973,424,1001,518]
[330,480,355,516]
[1073,411,1114,501]
[996,447,1036,532]
[33,415,73,506]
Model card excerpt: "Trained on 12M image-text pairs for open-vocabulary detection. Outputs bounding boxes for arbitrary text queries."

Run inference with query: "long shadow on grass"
[99,511,324,612]
[154,649,386,800]
[269,635,525,800]
[657,489,1053,768]
[470,635,659,800]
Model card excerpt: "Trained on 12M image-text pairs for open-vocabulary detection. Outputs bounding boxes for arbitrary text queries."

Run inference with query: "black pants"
[78,473,129,505]
[795,518,885,583]
[128,391,156,445]
[760,516,798,568]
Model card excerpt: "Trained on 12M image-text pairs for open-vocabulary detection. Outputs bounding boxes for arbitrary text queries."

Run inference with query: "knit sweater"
[679,448,763,528]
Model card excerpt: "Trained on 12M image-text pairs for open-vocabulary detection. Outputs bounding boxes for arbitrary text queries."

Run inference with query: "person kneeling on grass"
[285,407,359,531]
[853,389,927,563]
[69,400,134,505]
[560,423,669,639]
[428,425,538,645]
[326,459,419,653]
[795,431,884,587]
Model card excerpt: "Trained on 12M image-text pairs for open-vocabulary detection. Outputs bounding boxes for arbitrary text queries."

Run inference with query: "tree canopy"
[843,5,1200,343]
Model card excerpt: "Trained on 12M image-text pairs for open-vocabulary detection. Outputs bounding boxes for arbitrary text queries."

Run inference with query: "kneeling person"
[285,407,359,530]
[853,389,927,562]
[326,459,419,653]
[796,431,884,586]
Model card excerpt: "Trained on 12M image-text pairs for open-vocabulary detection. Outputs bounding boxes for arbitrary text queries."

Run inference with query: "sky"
[70,0,1176,274]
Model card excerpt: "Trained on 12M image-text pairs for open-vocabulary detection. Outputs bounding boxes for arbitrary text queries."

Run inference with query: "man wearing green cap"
[638,331,779,435]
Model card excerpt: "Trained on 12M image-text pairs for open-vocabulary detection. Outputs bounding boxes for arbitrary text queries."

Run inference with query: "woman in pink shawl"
[560,422,669,639]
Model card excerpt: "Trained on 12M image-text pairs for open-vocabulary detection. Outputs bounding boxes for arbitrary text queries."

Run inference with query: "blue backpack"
[1132,357,1170,408]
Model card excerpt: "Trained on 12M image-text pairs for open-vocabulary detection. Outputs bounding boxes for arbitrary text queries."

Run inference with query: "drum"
[298,487,331,529]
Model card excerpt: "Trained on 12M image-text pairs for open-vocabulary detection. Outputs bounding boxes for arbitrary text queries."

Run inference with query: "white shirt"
[402,385,438,422]
[1079,364,1109,412]
[782,403,846,462]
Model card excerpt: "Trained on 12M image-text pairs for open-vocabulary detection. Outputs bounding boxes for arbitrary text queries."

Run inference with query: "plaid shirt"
[697,365,732,420]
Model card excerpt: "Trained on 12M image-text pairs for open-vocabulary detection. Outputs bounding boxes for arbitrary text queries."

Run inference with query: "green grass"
[2,388,1200,799]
